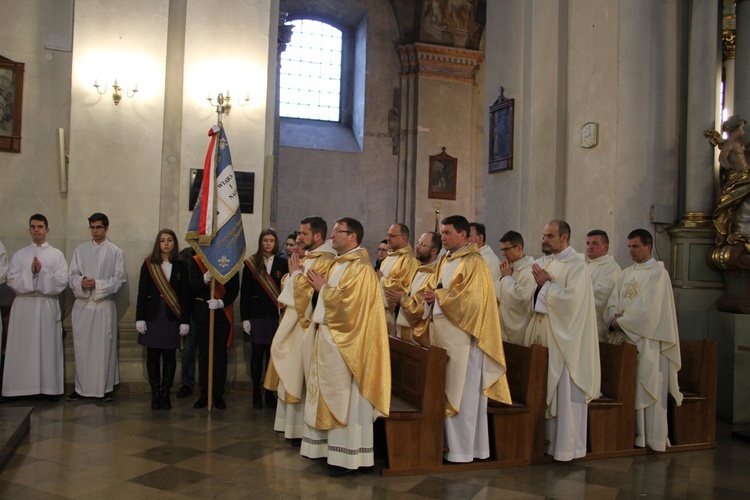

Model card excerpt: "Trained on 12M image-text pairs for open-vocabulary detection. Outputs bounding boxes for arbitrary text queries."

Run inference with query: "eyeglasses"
[499,245,518,252]
[385,233,405,238]
[333,229,354,235]
[89,225,106,230]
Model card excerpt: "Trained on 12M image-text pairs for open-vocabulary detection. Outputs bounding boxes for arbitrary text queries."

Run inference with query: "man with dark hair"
[2,215,68,401]
[497,230,535,345]
[301,217,390,476]
[373,240,388,271]
[380,223,418,336]
[68,212,127,402]
[265,216,335,443]
[605,228,682,452]
[586,229,621,341]
[525,219,600,461]
[420,215,511,463]
[386,231,441,345]
[469,222,502,292]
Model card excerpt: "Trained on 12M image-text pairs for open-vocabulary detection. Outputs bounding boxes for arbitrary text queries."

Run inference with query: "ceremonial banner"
[186,124,246,284]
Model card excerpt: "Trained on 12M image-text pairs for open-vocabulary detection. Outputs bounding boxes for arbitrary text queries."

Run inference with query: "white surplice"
[496,255,535,345]
[68,239,126,397]
[586,254,621,342]
[2,242,68,396]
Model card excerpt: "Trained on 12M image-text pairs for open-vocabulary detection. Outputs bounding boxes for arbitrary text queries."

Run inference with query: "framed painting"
[489,87,513,173]
[428,147,457,200]
[0,55,24,153]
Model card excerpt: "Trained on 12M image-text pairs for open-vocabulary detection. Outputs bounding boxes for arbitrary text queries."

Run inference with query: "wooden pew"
[668,339,717,448]
[381,336,448,476]
[487,342,548,466]
[587,342,637,456]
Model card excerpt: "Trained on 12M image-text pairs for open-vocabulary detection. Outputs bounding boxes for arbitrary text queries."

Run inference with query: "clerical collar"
[446,243,469,258]
[552,245,575,260]
[635,257,656,265]
[34,241,50,248]
[336,246,361,257]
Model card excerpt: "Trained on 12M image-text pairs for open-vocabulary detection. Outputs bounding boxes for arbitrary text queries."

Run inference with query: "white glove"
[203,271,212,284]
[136,320,146,334]
[207,299,224,310]
[179,324,190,336]
[243,320,251,334]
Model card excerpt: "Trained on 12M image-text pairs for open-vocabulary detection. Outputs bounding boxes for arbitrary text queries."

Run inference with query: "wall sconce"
[207,91,249,115]
[93,78,138,105]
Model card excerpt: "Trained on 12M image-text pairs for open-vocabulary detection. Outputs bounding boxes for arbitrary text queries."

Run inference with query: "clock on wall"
[581,122,598,148]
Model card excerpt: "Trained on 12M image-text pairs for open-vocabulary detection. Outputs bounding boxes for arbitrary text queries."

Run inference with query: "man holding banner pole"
[185,121,245,411]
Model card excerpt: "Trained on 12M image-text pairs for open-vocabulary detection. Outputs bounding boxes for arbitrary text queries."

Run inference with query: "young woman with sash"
[241,228,288,408]
[136,229,191,410]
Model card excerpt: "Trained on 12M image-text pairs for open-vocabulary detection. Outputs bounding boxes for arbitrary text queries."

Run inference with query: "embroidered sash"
[145,259,181,318]
[194,255,235,348]
[243,257,281,306]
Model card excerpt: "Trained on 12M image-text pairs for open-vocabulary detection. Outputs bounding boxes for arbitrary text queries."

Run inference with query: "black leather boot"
[160,351,177,410]
[146,349,161,411]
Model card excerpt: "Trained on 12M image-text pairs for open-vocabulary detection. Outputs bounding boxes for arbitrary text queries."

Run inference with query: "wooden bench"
[668,339,717,448]
[587,342,637,456]
[487,342,548,466]
[381,336,448,476]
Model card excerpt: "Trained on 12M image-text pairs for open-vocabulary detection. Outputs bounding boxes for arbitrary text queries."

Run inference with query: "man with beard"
[386,231,441,345]
[524,219,600,461]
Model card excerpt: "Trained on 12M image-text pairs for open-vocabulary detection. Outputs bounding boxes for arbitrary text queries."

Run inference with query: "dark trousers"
[250,342,271,394]
[196,321,229,398]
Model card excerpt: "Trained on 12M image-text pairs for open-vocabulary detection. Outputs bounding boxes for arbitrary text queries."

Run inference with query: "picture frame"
[489,87,514,173]
[0,55,25,153]
[428,147,457,200]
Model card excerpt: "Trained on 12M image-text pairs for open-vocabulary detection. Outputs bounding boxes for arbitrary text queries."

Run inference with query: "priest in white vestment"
[2,215,68,399]
[68,213,127,401]
[524,220,600,461]
[264,216,335,441]
[585,229,621,341]
[496,230,536,345]
[422,216,511,463]
[387,231,441,346]
[605,228,682,452]
[470,222,503,292]
[0,237,7,347]
[300,217,390,476]
[378,223,418,336]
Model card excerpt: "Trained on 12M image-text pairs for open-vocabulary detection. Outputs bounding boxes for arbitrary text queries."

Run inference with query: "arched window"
[279,19,343,122]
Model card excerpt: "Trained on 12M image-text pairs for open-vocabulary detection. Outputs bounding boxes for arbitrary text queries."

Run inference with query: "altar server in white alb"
[496,230,535,345]
[68,213,127,402]
[585,229,621,342]
[525,219,600,461]
[2,215,68,401]
[606,228,682,452]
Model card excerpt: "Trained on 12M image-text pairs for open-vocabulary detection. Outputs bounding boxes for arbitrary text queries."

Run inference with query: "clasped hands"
[531,264,551,287]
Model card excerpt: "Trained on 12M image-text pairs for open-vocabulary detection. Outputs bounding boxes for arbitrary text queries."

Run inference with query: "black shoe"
[101,392,114,402]
[67,391,81,401]
[151,392,161,411]
[214,395,227,410]
[193,397,208,409]
[176,386,193,399]
[328,465,356,477]
[160,392,172,410]
[46,395,60,403]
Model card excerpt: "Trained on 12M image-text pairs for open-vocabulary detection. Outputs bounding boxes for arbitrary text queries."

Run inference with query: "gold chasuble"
[263,242,335,399]
[397,261,438,346]
[423,244,512,415]
[380,245,419,300]
[305,248,391,430]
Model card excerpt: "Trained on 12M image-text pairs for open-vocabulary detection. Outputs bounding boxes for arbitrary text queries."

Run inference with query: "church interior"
[1,0,750,496]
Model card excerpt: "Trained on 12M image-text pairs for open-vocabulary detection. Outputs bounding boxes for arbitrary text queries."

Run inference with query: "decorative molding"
[397,43,483,84]
[277,11,293,65]
[723,28,736,61]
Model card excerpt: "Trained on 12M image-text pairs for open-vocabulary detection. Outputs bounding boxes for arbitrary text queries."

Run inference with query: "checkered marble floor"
[0,392,749,499]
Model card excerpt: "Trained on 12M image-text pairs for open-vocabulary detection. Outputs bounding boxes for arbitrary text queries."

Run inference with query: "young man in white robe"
[469,222,503,290]
[605,228,682,452]
[2,215,68,401]
[497,230,536,345]
[301,217,391,476]
[524,219,601,461]
[422,215,512,463]
[68,212,127,402]
[377,223,418,336]
[264,216,334,442]
[585,229,621,342]
[386,231,442,346]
